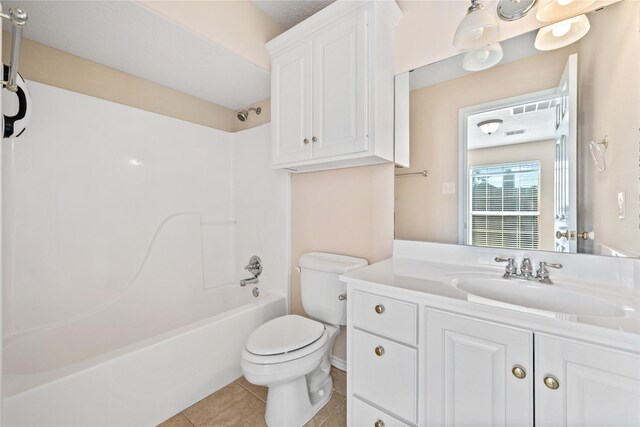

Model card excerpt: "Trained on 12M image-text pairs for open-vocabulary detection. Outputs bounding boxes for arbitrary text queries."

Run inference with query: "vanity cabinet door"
[425,309,533,427]
[535,334,640,427]
[311,10,367,159]
[271,41,314,166]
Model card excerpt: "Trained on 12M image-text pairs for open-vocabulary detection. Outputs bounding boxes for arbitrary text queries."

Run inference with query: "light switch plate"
[618,192,626,219]
[442,182,456,195]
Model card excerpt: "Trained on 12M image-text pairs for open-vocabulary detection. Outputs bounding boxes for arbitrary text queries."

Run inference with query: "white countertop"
[341,256,640,351]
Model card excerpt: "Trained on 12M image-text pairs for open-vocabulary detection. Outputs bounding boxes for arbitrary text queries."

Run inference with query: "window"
[469,161,540,250]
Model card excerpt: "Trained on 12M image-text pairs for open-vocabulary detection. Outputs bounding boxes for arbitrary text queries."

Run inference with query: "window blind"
[469,161,540,250]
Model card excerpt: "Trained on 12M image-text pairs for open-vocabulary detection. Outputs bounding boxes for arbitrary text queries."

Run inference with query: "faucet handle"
[495,257,517,277]
[541,261,563,269]
[536,261,563,284]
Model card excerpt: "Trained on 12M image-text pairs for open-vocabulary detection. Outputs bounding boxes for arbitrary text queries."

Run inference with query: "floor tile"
[330,367,347,396]
[236,376,268,402]
[183,382,265,427]
[320,396,347,427]
[158,413,193,427]
[238,407,268,427]
[304,393,346,427]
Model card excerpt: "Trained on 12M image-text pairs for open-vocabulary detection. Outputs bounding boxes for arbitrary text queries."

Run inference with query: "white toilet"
[241,252,367,427]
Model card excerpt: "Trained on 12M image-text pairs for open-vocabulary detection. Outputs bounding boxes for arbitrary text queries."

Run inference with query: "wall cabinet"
[346,288,640,427]
[267,1,401,173]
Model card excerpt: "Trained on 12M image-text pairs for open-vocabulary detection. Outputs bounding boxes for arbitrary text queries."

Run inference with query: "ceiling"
[467,100,557,150]
[3,0,271,111]
[251,0,335,29]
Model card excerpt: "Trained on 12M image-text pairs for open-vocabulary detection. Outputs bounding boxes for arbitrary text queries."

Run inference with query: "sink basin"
[448,276,627,317]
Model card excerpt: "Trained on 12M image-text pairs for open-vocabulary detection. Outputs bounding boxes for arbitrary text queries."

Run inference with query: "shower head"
[236,106,261,122]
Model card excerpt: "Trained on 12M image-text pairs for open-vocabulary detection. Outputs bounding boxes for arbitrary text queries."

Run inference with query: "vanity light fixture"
[497,0,538,21]
[463,43,504,71]
[453,0,499,50]
[536,0,595,21]
[477,119,503,135]
[534,14,590,51]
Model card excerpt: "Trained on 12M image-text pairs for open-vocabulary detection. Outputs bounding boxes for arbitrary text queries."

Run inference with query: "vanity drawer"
[352,329,418,423]
[352,291,417,345]
[352,397,412,427]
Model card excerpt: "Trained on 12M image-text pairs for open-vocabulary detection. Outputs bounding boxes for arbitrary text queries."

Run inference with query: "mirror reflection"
[395,0,639,258]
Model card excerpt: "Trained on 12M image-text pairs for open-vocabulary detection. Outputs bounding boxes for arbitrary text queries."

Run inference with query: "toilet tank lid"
[299,252,368,274]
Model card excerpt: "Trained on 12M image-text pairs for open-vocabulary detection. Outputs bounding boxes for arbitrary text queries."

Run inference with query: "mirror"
[394,0,639,258]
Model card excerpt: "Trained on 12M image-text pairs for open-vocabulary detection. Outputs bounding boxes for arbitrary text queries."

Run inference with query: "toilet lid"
[246,315,325,356]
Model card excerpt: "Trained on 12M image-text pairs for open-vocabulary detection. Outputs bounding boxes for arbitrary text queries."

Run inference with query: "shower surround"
[2,81,289,426]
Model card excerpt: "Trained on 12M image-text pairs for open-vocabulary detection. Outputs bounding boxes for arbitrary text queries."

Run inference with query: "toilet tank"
[299,252,368,326]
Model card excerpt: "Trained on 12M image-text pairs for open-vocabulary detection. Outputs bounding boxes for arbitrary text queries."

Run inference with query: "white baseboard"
[331,355,346,372]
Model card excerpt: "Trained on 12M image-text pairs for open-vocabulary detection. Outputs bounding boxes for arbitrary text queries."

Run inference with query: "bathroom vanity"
[342,241,640,427]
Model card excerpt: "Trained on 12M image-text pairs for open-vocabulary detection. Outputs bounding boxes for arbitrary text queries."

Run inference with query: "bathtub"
[3,285,286,427]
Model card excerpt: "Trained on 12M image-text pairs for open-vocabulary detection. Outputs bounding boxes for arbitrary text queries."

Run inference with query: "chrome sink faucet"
[495,257,562,284]
[519,257,534,280]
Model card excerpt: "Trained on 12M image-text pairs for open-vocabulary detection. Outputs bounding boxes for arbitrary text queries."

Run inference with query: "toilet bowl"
[241,315,339,426]
[241,252,368,427]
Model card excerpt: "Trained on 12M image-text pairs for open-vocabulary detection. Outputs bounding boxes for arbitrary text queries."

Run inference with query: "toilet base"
[265,374,333,427]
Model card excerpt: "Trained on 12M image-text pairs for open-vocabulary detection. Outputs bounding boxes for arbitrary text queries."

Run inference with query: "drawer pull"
[374,304,385,314]
[303,138,309,144]
[512,366,526,379]
[374,420,385,427]
[374,346,385,356]
[544,375,559,390]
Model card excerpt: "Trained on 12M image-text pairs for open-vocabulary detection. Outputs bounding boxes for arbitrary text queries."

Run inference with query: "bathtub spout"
[240,277,259,286]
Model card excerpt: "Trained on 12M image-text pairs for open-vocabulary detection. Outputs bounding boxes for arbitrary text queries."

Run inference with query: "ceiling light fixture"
[534,14,590,51]
[463,43,504,71]
[477,119,503,135]
[453,0,499,50]
[536,0,595,22]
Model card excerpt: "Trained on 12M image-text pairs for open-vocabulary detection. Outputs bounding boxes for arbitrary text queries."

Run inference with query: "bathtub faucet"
[240,255,262,286]
[240,277,259,286]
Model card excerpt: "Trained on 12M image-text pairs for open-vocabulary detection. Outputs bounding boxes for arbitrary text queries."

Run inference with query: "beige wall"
[396,45,575,243]
[577,0,640,256]
[3,35,243,132]
[468,140,556,251]
[291,164,395,361]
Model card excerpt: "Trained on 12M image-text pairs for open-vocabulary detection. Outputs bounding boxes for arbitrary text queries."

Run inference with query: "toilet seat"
[243,315,328,364]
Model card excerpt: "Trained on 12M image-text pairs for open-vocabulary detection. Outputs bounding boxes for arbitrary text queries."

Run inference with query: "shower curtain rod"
[1,7,28,93]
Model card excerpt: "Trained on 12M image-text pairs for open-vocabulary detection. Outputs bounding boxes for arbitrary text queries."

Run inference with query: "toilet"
[241,252,368,427]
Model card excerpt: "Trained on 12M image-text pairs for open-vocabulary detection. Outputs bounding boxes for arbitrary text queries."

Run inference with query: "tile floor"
[159,367,347,427]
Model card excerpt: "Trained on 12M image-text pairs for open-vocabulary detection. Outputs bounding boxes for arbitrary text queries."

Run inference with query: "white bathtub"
[3,285,286,427]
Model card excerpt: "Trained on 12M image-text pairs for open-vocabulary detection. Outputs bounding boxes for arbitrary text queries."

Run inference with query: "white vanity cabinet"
[425,310,533,427]
[267,1,401,173]
[535,334,640,426]
[346,285,640,427]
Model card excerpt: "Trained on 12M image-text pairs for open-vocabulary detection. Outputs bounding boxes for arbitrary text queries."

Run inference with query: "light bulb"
[475,49,490,62]
[556,0,574,5]
[467,27,484,40]
[552,21,572,37]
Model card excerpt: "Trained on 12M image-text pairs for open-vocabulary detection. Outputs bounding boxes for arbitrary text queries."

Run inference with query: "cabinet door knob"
[312,136,318,142]
[303,138,309,144]
[374,346,385,356]
[544,376,559,390]
[512,366,526,379]
[374,420,385,427]
[374,304,385,314]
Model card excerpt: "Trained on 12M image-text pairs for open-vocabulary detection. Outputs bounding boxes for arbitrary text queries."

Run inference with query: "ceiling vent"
[512,99,557,115]
[505,129,526,136]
